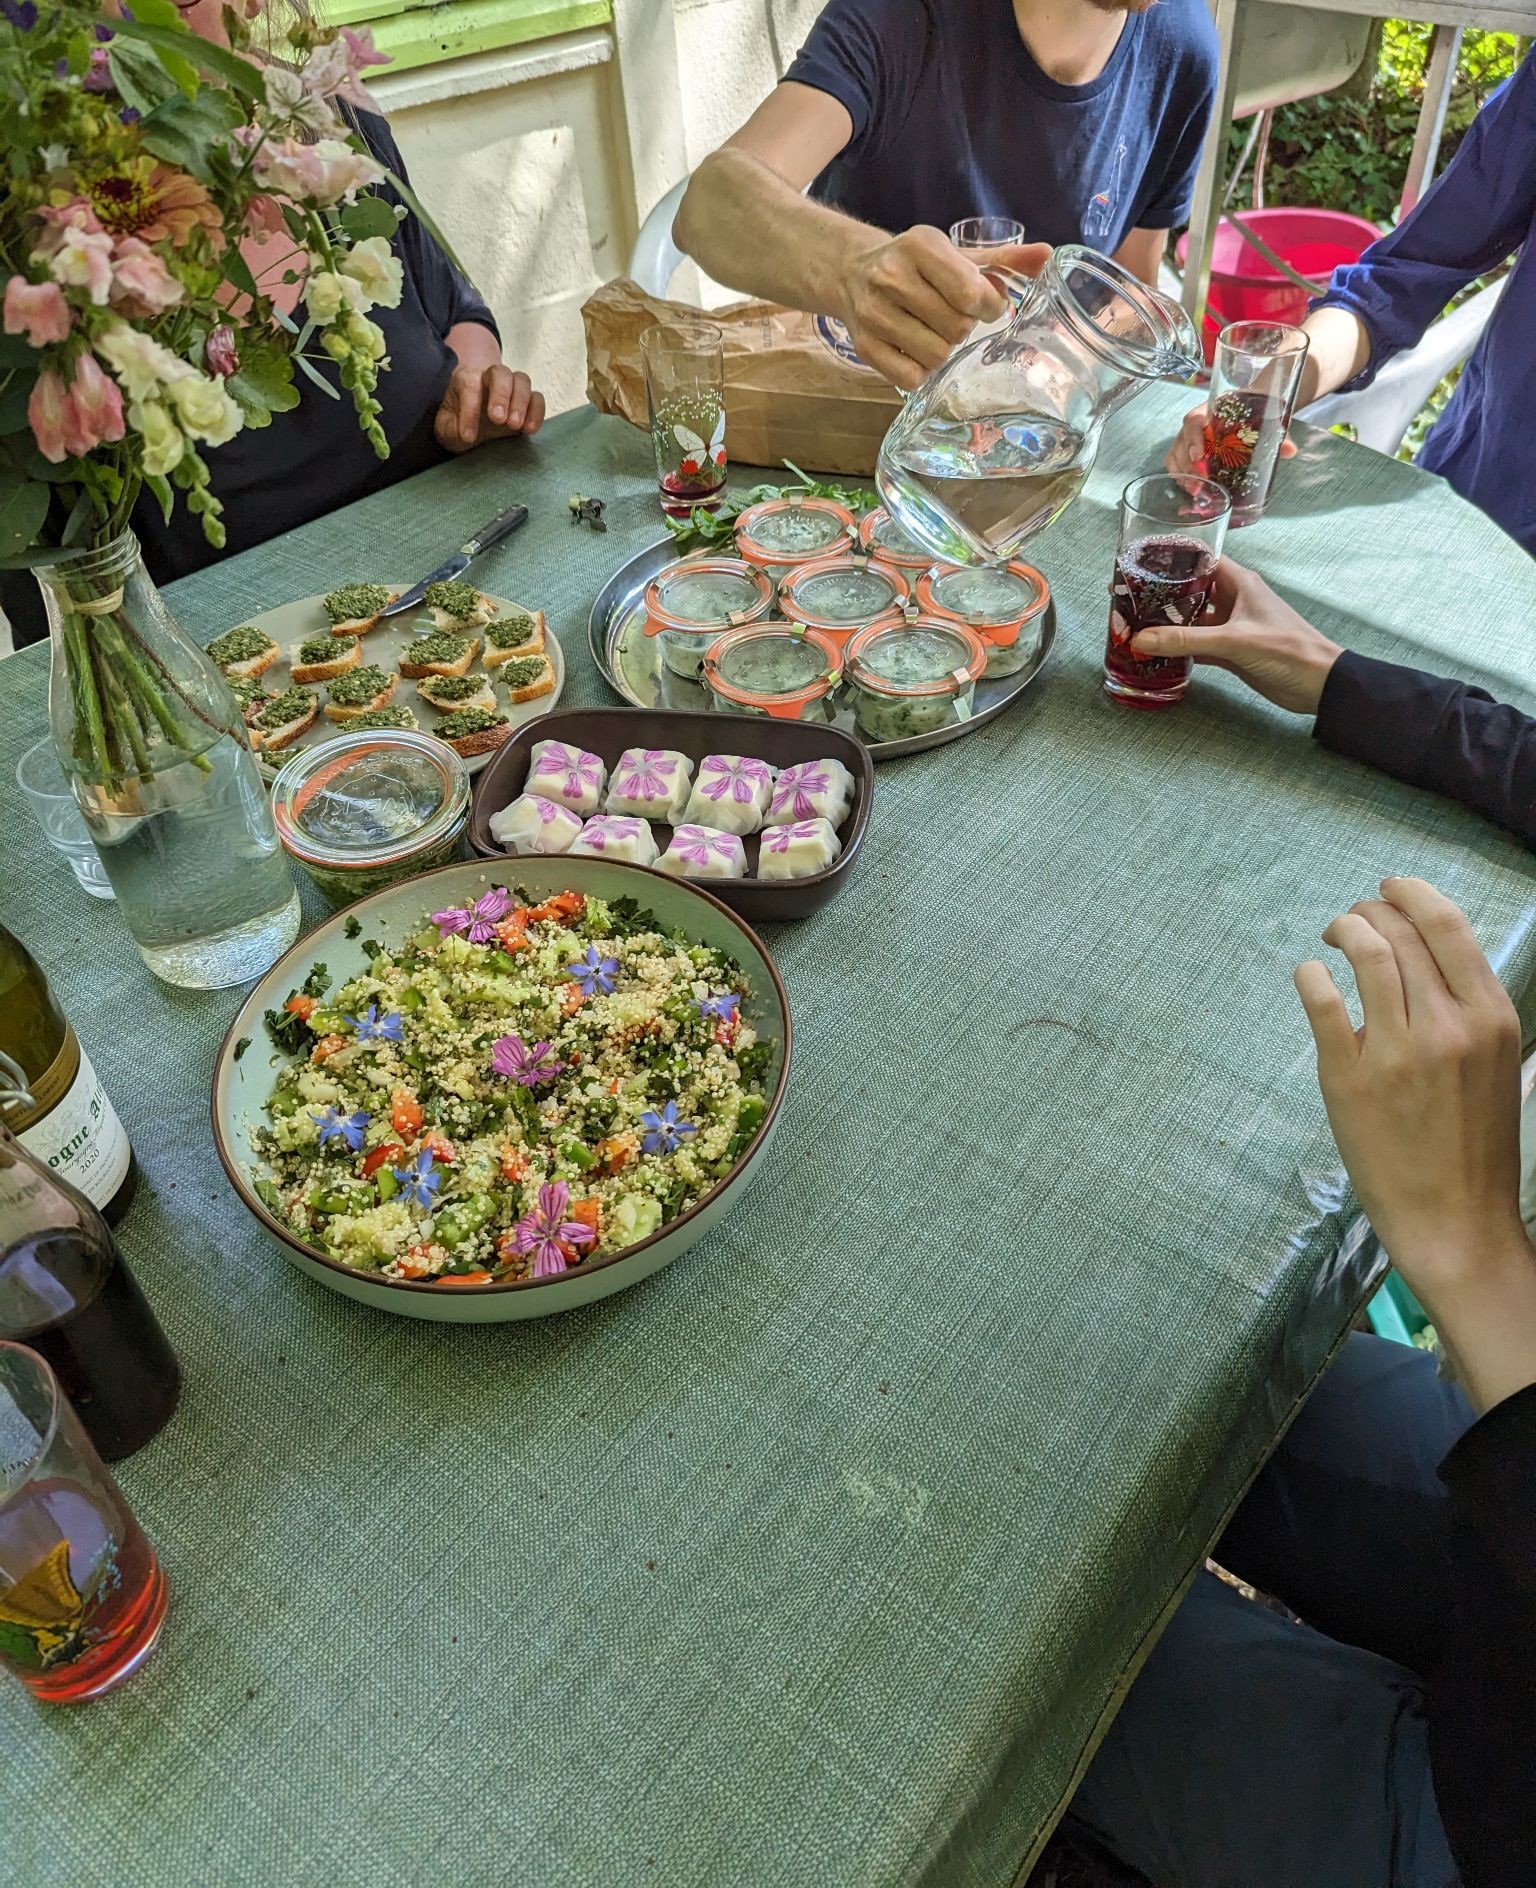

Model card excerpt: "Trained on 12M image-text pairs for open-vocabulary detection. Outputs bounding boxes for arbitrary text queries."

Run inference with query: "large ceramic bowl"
[211,858,791,1322]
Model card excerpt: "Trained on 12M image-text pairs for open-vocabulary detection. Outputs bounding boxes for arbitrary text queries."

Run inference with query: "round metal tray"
[587,537,1055,760]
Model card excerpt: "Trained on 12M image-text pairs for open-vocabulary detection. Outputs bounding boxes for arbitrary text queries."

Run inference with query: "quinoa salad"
[247,885,774,1286]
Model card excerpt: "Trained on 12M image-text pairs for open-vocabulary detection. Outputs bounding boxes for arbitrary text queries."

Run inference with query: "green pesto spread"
[326,664,392,707]
[423,579,485,621]
[252,686,313,732]
[435,707,506,741]
[342,706,419,732]
[227,674,269,710]
[484,611,536,649]
[498,655,548,690]
[322,582,391,625]
[207,624,275,667]
[297,632,357,665]
[420,675,487,705]
[402,632,472,668]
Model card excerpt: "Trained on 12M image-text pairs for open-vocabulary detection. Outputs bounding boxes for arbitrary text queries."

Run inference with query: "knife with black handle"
[379,502,530,618]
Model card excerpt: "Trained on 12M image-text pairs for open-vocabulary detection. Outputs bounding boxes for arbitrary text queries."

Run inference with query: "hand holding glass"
[1104,473,1231,708]
[1201,322,1310,527]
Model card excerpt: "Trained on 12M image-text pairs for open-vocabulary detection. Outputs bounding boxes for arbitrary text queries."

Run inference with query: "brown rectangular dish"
[468,706,874,920]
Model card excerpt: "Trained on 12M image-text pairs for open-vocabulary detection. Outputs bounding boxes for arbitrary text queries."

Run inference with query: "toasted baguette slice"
[417,675,497,714]
[482,609,546,666]
[248,686,317,752]
[424,580,498,632]
[497,653,557,706]
[398,632,478,680]
[343,705,420,733]
[432,707,511,758]
[320,583,398,638]
[290,633,362,686]
[226,673,273,726]
[207,625,280,680]
[323,666,398,723]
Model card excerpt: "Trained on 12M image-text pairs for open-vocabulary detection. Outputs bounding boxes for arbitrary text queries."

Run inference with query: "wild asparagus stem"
[117,614,228,747]
[99,616,214,775]
[64,615,114,789]
[100,643,154,781]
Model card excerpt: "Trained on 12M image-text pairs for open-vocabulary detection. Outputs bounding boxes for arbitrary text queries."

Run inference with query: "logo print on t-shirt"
[1083,138,1128,244]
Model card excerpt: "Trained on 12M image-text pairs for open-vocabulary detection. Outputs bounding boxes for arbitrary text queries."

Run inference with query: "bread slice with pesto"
[482,608,546,667]
[320,582,397,638]
[430,706,511,758]
[496,652,556,706]
[323,664,398,723]
[339,705,419,733]
[248,685,317,752]
[397,631,478,680]
[207,624,280,680]
[416,673,497,714]
[290,632,362,686]
[226,672,274,726]
[423,579,498,633]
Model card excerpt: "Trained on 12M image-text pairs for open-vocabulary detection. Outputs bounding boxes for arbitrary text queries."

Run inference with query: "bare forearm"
[1395,1230,1536,1416]
[676,149,882,319]
[446,320,501,372]
[1298,304,1372,405]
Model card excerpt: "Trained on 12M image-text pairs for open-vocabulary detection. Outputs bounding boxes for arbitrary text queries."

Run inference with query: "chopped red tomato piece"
[310,1033,347,1064]
[559,983,585,1017]
[361,1142,405,1179]
[569,1197,601,1237]
[528,891,585,923]
[422,1129,456,1164]
[284,993,319,1021]
[391,1088,423,1140]
[500,1145,529,1183]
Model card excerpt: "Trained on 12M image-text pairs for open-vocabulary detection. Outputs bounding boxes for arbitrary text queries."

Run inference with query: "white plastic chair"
[628,178,690,296]
[1296,277,1505,456]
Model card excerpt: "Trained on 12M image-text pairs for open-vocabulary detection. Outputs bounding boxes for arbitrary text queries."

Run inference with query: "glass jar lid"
[845,617,988,696]
[643,555,774,635]
[734,496,856,563]
[917,561,1049,629]
[271,730,470,869]
[858,506,940,568]
[777,557,909,628]
[703,624,841,707]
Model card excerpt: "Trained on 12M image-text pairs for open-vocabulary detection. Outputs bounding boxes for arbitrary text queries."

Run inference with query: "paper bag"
[582,278,902,479]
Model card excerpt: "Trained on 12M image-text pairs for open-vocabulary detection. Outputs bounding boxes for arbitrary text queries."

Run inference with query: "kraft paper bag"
[582,278,902,479]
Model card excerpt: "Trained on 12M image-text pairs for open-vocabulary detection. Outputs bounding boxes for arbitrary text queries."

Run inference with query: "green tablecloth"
[4,395,1536,1888]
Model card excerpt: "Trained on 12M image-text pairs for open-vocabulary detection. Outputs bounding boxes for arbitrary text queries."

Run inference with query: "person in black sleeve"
[1068,875,1536,1888]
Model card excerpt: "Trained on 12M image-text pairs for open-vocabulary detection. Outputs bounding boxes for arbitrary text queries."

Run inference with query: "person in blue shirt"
[674,0,1218,391]
[1170,52,1536,557]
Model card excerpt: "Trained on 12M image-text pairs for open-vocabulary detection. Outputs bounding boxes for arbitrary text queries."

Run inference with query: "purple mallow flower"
[393,1146,441,1209]
[640,1100,697,1156]
[513,1179,596,1279]
[695,992,740,1023]
[534,743,602,798]
[491,1033,562,1086]
[612,749,678,801]
[313,1106,370,1152]
[351,1003,404,1044]
[566,945,618,997]
[432,886,513,944]
[770,763,830,821]
[698,754,771,805]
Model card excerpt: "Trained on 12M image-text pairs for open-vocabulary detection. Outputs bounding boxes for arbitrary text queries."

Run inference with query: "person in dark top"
[1123,557,1536,848]
[674,0,1217,391]
[1070,874,1536,1887]
[3,108,543,647]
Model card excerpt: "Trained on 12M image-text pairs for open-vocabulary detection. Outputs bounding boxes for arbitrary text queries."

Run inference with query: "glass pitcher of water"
[876,246,1205,565]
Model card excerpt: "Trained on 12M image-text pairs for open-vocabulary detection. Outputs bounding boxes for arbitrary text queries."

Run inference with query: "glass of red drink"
[1202,321,1310,527]
[1103,473,1230,709]
[640,320,727,518]
[0,1341,168,1703]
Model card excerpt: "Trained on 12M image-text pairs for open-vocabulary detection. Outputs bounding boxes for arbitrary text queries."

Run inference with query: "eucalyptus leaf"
[292,350,341,401]
[0,475,49,559]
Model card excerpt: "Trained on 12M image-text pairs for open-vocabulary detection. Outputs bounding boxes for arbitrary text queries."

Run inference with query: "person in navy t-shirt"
[1169,52,1536,557]
[675,0,1217,391]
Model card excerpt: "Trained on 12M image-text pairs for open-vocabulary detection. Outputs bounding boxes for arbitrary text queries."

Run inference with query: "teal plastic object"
[1367,1271,1432,1348]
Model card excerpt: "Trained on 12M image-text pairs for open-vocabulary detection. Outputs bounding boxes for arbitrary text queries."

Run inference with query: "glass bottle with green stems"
[37,532,300,990]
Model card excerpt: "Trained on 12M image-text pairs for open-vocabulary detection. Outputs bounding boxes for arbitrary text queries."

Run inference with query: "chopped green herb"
[344,916,362,938]
[664,462,877,550]
[434,706,506,741]
[361,938,385,961]
[498,655,548,689]
[420,674,487,705]
[343,707,417,732]
[484,612,536,650]
[227,673,270,710]
[251,686,313,731]
[326,664,392,707]
[298,633,356,664]
[402,632,471,668]
[207,625,275,667]
[322,582,392,625]
[233,1036,252,1062]
[423,579,484,621]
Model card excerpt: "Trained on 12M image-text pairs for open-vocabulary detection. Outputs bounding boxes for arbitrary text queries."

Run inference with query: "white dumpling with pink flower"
[569,815,659,865]
[656,824,748,881]
[757,817,842,880]
[680,754,775,836]
[604,747,693,821]
[524,739,606,817]
[763,758,855,830]
[488,793,583,857]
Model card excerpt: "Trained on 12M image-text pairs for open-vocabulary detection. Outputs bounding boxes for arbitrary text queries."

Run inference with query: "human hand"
[839,228,1051,392]
[1296,879,1527,1295]
[434,363,546,454]
[1129,558,1343,715]
[1165,401,1298,478]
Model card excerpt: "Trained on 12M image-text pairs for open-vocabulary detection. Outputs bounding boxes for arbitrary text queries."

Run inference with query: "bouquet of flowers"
[0,0,420,567]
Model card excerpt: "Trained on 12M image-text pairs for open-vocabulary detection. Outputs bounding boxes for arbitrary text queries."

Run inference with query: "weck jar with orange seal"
[733,496,856,572]
[700,624,842,721]
[914,561,1050,677]
[776,556,909,654]
[642,555,775,679]
[844,617,987,741]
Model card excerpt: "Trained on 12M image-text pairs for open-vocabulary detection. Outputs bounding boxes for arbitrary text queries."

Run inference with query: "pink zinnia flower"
[3,276,71,346]
[107,236,183,318]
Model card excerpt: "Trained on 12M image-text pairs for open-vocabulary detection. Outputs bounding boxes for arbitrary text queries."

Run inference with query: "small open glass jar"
[857,506,944,581]
[701,624,842,721]
[915,561,1050,677]
[271,730,469,906]
[642,555,775,678]
[776,556,909,653]
[733,496,856,572]
[844,617,988,742]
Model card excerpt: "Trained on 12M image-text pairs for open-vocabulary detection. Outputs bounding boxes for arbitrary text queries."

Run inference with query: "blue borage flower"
[313,1106,369,1151]
[695,992,740,1023]
[351,1003,403,1043]
[640,1100,697,1156]
[392,1146,441,1208]
[566,945,619,998]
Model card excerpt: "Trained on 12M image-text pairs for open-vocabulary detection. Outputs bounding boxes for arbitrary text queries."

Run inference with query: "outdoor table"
[3,391,1536,1888]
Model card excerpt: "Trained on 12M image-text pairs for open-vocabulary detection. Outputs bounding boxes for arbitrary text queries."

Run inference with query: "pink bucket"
[1176,208,1381,361]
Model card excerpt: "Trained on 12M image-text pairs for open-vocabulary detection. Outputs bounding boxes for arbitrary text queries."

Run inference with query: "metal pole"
[1181,0,1248,330]
[1400,23,1463,215]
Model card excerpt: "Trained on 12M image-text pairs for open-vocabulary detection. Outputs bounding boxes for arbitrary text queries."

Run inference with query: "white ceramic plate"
[216,587,565,778]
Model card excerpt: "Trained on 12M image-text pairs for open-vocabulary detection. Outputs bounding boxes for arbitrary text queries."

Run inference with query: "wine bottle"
[0,922,138,1224]
[0,1126,180,1461]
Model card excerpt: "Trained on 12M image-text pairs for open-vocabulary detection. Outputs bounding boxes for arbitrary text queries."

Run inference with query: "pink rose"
[108,237,184,317]
[3,276,72,346]
[27,369,71,463]
[204,324,240,378]
[48,226,115,305]
[67,353,125,452]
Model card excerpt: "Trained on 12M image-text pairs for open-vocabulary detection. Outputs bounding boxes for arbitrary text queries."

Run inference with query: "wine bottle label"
[12,1029,132,1210]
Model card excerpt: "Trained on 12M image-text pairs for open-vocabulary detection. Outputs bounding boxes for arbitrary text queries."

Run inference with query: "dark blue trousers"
[1072,1334,1474,1887]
